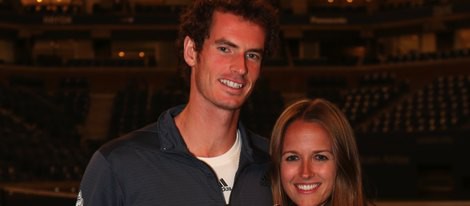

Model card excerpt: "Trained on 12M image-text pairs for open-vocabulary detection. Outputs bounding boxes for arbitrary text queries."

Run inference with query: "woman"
[270,98,370,206]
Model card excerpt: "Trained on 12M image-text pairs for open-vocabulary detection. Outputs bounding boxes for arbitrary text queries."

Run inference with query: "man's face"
[185,11,265,111]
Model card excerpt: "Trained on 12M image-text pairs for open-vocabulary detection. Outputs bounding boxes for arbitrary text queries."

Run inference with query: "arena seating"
[108,79,149,139]
[385,48,470,64]
[364,74,470,134]
[1,0,470,205]
[0,76,95,183]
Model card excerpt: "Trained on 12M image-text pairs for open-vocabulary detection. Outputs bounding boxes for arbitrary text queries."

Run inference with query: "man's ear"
[183,36,197,67]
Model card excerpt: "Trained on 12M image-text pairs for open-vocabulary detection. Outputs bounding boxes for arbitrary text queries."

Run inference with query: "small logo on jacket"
[219,178,232,192]
[76,190,83,206]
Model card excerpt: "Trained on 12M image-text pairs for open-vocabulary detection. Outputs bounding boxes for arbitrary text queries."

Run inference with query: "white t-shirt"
[197,130,241,204]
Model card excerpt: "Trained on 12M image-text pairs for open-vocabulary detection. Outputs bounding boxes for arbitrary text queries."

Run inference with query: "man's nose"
[230,54,247,75]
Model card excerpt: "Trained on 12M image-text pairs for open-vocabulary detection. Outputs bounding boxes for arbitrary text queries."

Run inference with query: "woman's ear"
[183,36,197,67]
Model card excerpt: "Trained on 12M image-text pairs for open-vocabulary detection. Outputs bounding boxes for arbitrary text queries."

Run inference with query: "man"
[76,0,279,205]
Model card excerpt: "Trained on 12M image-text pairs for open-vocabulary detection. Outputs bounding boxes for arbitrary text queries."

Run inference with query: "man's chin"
[215,100,244,111]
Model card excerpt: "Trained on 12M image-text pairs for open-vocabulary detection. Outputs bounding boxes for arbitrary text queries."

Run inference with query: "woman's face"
[280,120,336,206]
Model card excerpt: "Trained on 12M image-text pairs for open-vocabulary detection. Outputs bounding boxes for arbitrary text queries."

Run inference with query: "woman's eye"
[314,154,329,161]
[285,155,299,162]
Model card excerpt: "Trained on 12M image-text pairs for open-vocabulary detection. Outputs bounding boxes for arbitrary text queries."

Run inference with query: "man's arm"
[77,151,124,206]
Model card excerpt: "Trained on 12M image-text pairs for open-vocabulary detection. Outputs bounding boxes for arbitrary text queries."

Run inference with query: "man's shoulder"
[245,129,269,152]
[99,122,161,157]
[243,129,270,163]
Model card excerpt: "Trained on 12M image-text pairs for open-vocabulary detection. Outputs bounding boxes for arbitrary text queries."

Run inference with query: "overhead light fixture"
[118,51,125,58]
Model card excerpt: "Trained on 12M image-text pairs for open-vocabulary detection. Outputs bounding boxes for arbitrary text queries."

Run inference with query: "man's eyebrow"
[215,39,238,48]
[214,38,264,54]
[248,48,264,55]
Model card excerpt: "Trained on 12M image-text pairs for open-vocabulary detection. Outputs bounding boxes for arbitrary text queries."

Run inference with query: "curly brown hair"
[176,0,279,82]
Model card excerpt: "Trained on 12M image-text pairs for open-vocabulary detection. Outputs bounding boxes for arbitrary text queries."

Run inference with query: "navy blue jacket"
[78,105,272,206]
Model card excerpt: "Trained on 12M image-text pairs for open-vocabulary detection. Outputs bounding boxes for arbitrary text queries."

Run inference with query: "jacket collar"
[156,105,256,163]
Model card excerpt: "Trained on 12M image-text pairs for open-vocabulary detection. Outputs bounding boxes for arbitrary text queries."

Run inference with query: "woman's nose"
[300,161,313,179]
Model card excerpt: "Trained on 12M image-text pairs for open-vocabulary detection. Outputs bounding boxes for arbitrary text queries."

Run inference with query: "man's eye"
[218,47,229,53]
[246,53,261,61]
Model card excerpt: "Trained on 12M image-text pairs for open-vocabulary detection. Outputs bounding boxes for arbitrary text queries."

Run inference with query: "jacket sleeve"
[77,151,124,206]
